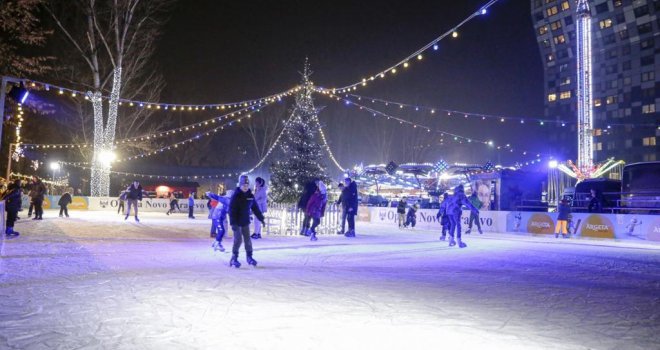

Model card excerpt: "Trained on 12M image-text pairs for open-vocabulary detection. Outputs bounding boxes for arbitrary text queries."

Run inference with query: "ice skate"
[439,235,446,241]
[310,232,318,241]
[251,233,261,239]
[337,230,344,235]
[344,230,355,238]
[247,255,257,267]
[555,233,559,238]
[449,237,456,247]
[134,216,140,222]
[465,229,471,235]
[215,243,225,252]
[124,215,129,220]
[562,234,569,239]
[458,239,467,248]
[229,255,241,268]
[478,229,483,234]
[5,228,20,237]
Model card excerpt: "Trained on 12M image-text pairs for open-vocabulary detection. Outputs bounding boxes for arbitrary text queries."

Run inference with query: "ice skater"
[555,198,571,238]
[206,190,232,252]
[58,190,72,218]
[340,177,358,237]
[117,191,126,214]
[404,201,419,229]
[166,192,180,215]
[229,175,265,268]
[446,185,479,248]
[2,179,23,238]
[297,181,317,236]
[30,176,46,220]
[306,180,328,241]
[124,181,143,222]
[396,197,407,229]
[251,177,268,239]
[188,192,196,219]
[465,192,484,234]
[436,193,450,240]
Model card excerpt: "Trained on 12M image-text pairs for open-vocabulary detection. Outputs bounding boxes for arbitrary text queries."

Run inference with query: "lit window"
[594,99,602,107]
[606,95,617,104]
[554,35,566,44]
[642,104,656,114]
[594,129,603,136]
[546,53,555,62]
[599,19,613,29]
[595,142,603,151]
[560,77,571,86]
[548,93,557,102]
[561,1,570,11]
[542,39,551,48]
[546,6,558,16]
[642,71,655,82]
[551,20,562,30]
[614,0,622,7]
[560,91,571,99]
[642,137,656,146]
[539,26,549,35]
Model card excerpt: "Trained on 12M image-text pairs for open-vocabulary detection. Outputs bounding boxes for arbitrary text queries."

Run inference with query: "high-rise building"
[531,0,659,164]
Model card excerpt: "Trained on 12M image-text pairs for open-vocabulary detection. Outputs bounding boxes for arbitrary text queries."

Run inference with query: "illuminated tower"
[575,0,593,174]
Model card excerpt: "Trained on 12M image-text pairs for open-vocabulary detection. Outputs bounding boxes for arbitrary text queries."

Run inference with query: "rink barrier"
[363,207,660,243]
[265,203,342,236]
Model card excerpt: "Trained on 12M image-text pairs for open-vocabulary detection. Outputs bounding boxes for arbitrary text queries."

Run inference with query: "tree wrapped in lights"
[269,62,328,203]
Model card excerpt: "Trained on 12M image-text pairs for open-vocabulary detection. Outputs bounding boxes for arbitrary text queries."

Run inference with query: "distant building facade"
[531,0,659,165]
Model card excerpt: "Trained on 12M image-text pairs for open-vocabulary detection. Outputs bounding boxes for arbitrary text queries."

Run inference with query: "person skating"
[404,201,419,229]
[27,180,35,217]
[555,198,571,238]
[341,177,359,237]
[335,183,346,234]
[58,190,72,218]
[124,181,143,222]
[465,192,484,234]
[188,192,196,219]
[117,191,126,214]
[207,190,232,252]
[396,197,407,229]
[30,176,46,220]
[166,192,179,215]
[297,180,317,236]
[306,180,327,241]
[251,177,268,239]
[435,193,450,240]
[2,179,23,237]
[229,175,265,268]
[446,184,479,248]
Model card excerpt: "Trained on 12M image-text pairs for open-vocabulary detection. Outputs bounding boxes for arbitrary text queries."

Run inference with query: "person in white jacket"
[251,177,268,239]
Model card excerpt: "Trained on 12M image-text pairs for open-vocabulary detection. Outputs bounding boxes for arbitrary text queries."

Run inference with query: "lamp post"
[50,162,61,182]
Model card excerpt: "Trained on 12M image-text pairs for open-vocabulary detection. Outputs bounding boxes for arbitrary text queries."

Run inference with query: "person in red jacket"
[305,180,327,242]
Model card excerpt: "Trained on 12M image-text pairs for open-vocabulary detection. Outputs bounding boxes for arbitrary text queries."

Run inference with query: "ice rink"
[1,210,659,350]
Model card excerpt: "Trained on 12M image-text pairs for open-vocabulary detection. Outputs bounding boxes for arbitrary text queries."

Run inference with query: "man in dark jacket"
[3,179,23,237]
[30,176,46,220]
[297,180,317,236]
[335,183,346,234]
[125,181,143,222]
[396,197,407,228]
[229,175,265,268]
[341,177,359,237]
[58,191,72,218]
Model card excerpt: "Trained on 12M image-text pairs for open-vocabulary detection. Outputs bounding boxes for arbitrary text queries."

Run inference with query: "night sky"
[150,0,549,171]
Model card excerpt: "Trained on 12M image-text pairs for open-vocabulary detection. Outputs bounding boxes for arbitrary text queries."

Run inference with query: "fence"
[265,202,343,236]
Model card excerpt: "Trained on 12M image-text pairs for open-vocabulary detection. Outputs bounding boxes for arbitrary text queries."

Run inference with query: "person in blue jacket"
[555,198,571,238]
[435,193,450,241]
[446,185,479,248]
[2,179,23,237]
[188,192,196,219]
[206,190,232,252]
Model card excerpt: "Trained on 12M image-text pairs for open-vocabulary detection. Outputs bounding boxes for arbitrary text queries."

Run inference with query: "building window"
[595,142,602,151]
[561,1,569,11]
[625,139,633,148]
[594,98,602,107]
[564,16,573,25]
[551,20,562,30]
[614,0,622,7]
[607,141,616,150]
[559,63,568,72]
[621,44,631,55]
[603,33,616,45]
[560,91,571,99]
[546,53,555,62]
[548,93,557,102]
[617,28,629,39]
[606,95,617,105]
[616,13,626,24]
[554,34,566,44]
[556,49,568,59]
[595,3,609,14]
[560,77,571,86]
[642,137,656,146]
[605,64,618,74]
[640,39,654,50]
[622,61,631,71]
[644,153,657,162]
[607,49,617,59]
[542,39,551,48]
[642,88,655,98]
[638,22,652,34]
[641,71,655,82]
[608,80,617,89]
[546,6,558,17]
[642,104,656,114]
[641,55,654,66]
[634,5,650,18]
[599,19,613,29]
[538,25,549,35]
[623,77,631,85]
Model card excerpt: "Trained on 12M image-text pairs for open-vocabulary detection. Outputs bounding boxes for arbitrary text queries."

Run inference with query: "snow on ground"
[1,210,659,350]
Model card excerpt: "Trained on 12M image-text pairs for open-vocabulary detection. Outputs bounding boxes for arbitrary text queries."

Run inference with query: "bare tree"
[240,103,287,162]
[44,0,172,195]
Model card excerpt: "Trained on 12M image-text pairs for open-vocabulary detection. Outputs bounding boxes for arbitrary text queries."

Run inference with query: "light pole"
[50,162,61,182]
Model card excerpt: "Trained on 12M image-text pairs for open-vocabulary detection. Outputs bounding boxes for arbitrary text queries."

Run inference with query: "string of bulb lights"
[320,91,548,159]
[59,162,244,180]
[316,0,499,94]
[346,93,658,128]
[19,79,299,112]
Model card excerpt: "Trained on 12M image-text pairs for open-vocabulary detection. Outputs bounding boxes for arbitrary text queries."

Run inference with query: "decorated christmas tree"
[269,62,328,203]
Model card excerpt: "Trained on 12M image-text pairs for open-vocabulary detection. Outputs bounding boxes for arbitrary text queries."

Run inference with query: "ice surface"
[1,210,659,350]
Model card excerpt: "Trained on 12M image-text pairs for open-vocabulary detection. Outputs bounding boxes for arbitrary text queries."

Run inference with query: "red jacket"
[306,191,327,219]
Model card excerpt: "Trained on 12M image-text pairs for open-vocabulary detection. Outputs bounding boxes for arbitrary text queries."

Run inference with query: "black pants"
[449,215,462,239]
[33,199,43,219]
[468,212,481,230]
[59,205,69,217]
[28,203,34,216]
[188,206,194,218]
[6,209,18,229]
[310,217,321,233]
[340,210,347,232]
[231,225,253,257]
[346,212,355,231]
[302,214,312,231]
[117,201,124,214]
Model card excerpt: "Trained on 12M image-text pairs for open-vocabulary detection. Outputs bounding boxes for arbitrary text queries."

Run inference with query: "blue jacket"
[447,188,478,216]
[557,203,571,220]
[207,193,230,220]
[338,181,358,212]
[188,196,195,206]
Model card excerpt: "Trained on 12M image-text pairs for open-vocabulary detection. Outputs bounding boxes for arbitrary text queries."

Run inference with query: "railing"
[517,192,660,214]
[264,202,342,236]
